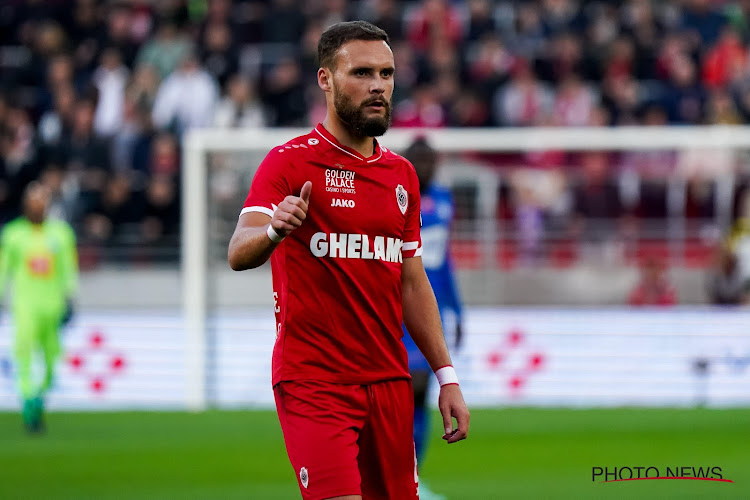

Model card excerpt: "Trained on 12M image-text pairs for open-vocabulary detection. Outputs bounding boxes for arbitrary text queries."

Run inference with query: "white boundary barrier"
[1,308,747,410]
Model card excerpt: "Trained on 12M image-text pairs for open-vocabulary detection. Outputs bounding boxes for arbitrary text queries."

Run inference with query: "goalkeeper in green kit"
[0,183,78,432]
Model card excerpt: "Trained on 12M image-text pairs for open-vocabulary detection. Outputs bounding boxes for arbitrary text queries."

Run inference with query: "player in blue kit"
[402,137,463,499]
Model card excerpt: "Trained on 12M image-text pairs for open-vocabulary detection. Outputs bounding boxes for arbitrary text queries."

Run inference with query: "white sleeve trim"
[240,206,274,218]
[402,241,420,251]
[414,246,423,257]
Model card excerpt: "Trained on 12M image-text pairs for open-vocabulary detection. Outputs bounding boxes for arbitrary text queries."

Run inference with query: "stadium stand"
[1,0,750,278]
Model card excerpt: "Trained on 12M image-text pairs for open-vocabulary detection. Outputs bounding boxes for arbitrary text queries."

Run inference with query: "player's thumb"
[300,181,312,205]
[442,409,453,436]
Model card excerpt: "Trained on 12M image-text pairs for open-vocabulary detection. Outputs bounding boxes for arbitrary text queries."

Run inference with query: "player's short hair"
[318,21,390,70]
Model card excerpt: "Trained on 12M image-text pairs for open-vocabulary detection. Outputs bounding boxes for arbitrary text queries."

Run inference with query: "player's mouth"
[365,100,387,110]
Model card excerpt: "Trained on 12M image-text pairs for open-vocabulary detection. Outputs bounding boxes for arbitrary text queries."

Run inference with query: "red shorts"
[274,378,418,500]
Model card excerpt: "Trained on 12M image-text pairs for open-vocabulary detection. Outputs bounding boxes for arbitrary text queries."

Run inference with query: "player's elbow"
[227,251,250,271]
[227,247,264,271]
[227,245,247,271]
[228,257,243,271]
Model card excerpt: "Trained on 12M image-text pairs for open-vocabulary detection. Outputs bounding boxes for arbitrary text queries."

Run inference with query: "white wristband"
[266,225,285,243]
[435,365,459,387]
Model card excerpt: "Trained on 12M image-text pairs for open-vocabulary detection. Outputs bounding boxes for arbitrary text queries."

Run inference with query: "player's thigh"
[274,381,367,500]
[11,309,37,360]
[38,311,62,362]
[359,379,418,500]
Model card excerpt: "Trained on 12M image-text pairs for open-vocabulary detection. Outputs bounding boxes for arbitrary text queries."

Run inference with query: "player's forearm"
[228,224,277,270]
[402,271,452,371]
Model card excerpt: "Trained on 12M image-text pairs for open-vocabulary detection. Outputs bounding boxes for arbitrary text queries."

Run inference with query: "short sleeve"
[240,149,293,218]
[402,162,422,259]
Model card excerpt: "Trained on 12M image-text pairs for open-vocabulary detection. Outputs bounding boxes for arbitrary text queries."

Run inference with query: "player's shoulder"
[47,218,74,232]
[266,129,322,160]
[379,146,419,180]
[379,145,412,168]
[1,218,24,238]
[46,218,76,240]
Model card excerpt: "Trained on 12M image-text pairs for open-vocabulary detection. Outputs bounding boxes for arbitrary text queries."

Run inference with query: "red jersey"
[241,124,423,386]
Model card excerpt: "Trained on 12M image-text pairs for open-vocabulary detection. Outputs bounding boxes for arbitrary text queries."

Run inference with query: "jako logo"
[331,198,355,208]
[310,232,403,262]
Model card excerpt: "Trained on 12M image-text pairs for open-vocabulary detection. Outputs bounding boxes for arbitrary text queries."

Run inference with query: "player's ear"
[318,67,332,92]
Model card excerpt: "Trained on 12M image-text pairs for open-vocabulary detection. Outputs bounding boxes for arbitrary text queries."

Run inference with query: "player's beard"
[333,85,391,138]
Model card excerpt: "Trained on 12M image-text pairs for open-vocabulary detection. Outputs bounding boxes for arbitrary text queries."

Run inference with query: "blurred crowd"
[2,0,750,270]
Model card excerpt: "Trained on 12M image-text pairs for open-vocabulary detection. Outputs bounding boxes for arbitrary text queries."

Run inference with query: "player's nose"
[370,78,386,95]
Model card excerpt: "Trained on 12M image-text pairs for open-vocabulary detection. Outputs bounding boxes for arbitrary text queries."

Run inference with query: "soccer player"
[0,183,78,432]
[401,138,463,500]
[228,21,470,500]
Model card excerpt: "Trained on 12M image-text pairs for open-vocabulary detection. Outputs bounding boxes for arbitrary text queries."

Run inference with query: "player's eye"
[355,69,368,76]
[381,70,394,78]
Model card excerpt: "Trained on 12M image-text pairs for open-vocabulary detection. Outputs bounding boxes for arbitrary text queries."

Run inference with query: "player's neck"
[321,116,375,158]
[25,216,44,226]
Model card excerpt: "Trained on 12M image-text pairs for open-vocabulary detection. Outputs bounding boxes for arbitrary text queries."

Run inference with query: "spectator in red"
[406,0,463,53]
[604,36,636,81]
[628,256,677,306]
[655,33,690,81]
[702,27,748,90]
[392,84,447,128]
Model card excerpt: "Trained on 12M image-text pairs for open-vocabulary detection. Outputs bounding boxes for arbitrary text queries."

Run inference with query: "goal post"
[182,125,750,410]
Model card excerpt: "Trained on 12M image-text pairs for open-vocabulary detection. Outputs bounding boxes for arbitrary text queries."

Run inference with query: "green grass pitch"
[0,408,748,499]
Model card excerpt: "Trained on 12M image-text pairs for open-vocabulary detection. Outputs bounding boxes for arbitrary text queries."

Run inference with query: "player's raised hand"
[439,384,470,444]
[270,181,312,238]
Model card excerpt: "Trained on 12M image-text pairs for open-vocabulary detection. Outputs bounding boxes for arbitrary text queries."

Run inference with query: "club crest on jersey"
[300,467,309,488]
[396,184,408,215]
